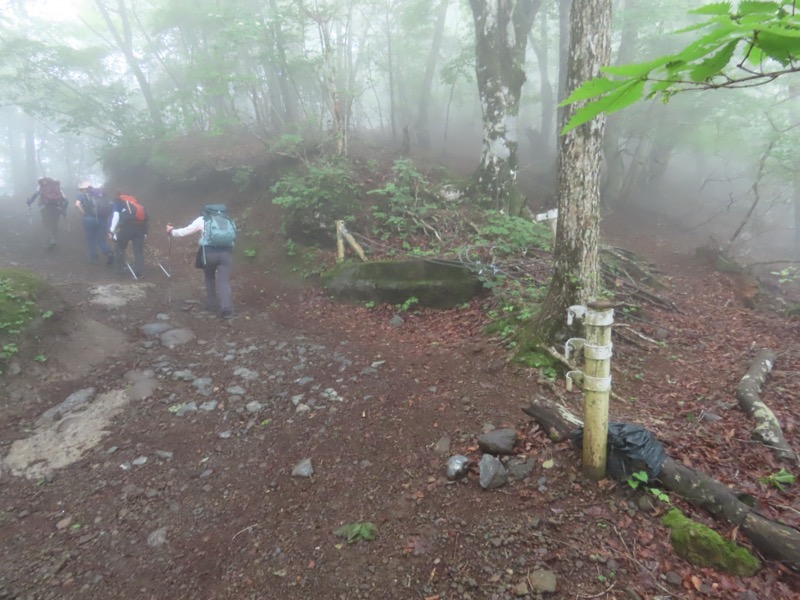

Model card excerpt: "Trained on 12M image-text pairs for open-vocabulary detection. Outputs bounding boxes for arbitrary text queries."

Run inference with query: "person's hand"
[166,224,174,236]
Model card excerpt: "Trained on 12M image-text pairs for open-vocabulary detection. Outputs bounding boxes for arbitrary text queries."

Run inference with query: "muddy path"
[1,189,799,600]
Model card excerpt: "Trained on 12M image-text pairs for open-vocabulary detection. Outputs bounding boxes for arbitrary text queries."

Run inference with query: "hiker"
[166,204,236,318]
[109,191,148,278]
[26,177,68,249]
[75,181,114,265]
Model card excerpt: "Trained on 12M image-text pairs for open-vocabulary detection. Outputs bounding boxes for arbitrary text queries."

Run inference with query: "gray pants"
[201,246,233,313]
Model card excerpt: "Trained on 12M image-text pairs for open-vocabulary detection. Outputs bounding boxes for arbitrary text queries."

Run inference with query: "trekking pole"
[125,260,138,280]
[28,206,32,225]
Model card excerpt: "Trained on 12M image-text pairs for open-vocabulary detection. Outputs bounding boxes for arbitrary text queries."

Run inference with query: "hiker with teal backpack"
[75,181,114,265]
[166,204,236,318]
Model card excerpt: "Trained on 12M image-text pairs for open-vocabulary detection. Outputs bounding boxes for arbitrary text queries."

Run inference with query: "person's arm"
[167,216,204,238]
[26,191,39,207]
[109,210,120,233]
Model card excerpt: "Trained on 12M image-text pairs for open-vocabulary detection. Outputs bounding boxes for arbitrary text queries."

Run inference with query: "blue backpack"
[202,204,236,247]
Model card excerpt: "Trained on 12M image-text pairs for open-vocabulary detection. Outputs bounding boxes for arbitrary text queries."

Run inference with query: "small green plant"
[34,354,46,363]
[759,467,796,491]
[364,300,376,308]
[771,266,797,284]
[232,165,254,191]
[333,521,377,543]
[41,310,53,319]
[627,471,670,503]
[243,248,257,258]
[397,296,419,313]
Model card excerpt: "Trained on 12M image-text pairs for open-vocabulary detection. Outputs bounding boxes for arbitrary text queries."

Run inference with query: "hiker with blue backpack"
[166,204,237,319]
[75,181,114,265]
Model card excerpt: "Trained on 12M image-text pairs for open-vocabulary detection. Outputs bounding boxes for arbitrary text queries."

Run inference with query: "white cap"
[78,181,92,190]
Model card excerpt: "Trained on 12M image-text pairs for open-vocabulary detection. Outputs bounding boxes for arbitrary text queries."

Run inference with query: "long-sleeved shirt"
[171,216,205,243]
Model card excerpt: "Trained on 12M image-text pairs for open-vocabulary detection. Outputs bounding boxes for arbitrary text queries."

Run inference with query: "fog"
[1,0,798,264]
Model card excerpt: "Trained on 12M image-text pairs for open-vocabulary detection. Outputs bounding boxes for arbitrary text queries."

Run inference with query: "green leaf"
[603,55,673,78]
[561,79,646,135]
[689,40,739,81]
[689,2,732,17]
[334,522,377,543]
[738,1,782,16]
[560,76,621,104]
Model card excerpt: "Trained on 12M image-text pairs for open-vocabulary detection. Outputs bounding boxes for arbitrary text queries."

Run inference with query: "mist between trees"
[1,0,797,264]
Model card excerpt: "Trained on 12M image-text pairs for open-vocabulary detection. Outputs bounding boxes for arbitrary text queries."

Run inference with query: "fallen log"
[521,397,800,571]
[735,349,797,464]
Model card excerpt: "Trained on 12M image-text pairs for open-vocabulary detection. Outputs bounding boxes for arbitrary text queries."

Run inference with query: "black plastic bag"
[573,422,666,482]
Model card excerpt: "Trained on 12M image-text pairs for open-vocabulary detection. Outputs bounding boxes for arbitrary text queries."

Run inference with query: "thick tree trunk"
[555,0,571,139]
[534,0,612,342]
[469,0,541,216]
[266,0,299,126]
[521,398,800,571]
[416,0,449,149]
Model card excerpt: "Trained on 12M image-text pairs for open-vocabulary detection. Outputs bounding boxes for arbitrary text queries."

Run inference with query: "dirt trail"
[1,191,799,600]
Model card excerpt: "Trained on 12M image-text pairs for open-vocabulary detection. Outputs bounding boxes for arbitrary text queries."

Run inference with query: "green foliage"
[771,266,797,284]
[759,467,796,491]
[396,296,419,313]
[368,159,435,240]
[627,471,670,503]
[563,1,800,133]
[271,158,361,243]
[333,521,377,544]
[0,269,47,374]
[475,211,552,255]
[233,165,254,191]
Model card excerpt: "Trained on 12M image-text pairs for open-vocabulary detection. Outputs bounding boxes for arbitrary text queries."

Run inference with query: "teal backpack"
[202,204,236,247]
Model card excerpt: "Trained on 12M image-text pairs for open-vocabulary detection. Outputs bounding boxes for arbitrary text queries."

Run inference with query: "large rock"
[478,428,519,455]
[321,260,484,308]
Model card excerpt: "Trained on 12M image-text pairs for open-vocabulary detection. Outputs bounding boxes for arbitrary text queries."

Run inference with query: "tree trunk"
[534,0,612,342]
[556,0,572,139]
[266,0,298,126]
[469,0,541,216]
[94,0,165,137]
[416,0,449,150]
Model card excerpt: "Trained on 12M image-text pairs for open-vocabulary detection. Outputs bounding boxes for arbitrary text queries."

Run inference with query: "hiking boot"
[221,309,233,319]
[105,253,114,266]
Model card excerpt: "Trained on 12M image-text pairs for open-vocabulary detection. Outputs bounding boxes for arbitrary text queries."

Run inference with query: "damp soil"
[0,183,799,600]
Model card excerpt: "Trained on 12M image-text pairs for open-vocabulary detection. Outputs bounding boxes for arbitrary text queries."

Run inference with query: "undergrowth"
[0,269,49,375]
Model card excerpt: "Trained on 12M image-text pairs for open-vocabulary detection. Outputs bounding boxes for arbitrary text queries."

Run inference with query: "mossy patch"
[662,508,761,576]
[0,268,51,374]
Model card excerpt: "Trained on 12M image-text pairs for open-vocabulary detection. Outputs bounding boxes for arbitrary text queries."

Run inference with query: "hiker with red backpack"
[26,177,68,249]
[75,181,114,265]
[109,191,148,278]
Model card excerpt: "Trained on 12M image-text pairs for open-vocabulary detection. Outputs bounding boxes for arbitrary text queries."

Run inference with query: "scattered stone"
[479,455,508,490]
[218,431,232,439]
[147,527,168,547]
[507,458,536,480]
[175,402,198,416]
[245,401,264,413]
[389,315,404,327]
[233,367,260,381]
[292,458,314,478]
[478,428,519,455]
[528,569,557,593]
[56,517,72,530]
[140,322,172,336]
[447,455,470,481]
[160,328,196,349]
[155,450,173,460]
[433,436,451,456]
[226,385,246,395]
[199,400,218,412]
[36,388,95,427]
[132,456,148,466]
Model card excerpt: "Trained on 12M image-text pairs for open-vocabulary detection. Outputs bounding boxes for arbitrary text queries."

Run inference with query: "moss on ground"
[662,508,761,577]
[0,268,49,374]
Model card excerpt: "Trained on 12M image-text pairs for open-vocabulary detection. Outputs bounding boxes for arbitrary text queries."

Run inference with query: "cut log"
[521,397,800,571]
[736,349,797,464]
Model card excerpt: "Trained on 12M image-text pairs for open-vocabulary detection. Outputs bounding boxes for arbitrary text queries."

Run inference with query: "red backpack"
[39,178,64,204]
[118,194,147,222]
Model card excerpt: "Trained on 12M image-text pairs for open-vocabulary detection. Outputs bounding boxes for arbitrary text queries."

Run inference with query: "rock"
[389,315,404,327]
[160,328,196,348]
[147,527,168,547]
[433,436,451,455]
[478,455,508,490]
[528,569,557,593]
[292,458,314,478]
[140,322,172,336]
[507,458,536,480]
[477,428,519,455]
[447,455,470,480]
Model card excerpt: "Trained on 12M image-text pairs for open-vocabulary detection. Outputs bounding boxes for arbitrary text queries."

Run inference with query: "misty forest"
[1,0,800,599]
